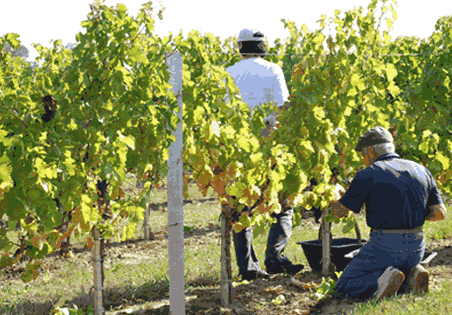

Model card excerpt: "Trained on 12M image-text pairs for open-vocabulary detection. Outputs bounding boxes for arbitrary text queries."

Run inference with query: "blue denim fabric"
[232,204,294,275]
[335,230,425,300]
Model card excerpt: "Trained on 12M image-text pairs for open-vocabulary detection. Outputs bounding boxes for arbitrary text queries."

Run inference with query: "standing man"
[331,126,447,301]
[225,28,304,281]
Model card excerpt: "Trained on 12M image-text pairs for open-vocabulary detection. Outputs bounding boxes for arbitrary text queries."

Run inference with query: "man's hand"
[425,203,447,221]
[331,200,351,218]
[260,106,284,138]
[259,123,273,137]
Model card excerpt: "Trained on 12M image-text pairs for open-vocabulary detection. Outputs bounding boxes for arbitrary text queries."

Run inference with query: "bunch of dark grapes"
[96,179,109,200]
[96,179,111,220]
[41,94,57,123]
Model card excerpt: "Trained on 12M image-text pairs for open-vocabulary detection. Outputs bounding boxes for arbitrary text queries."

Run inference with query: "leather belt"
[371,226,422,234]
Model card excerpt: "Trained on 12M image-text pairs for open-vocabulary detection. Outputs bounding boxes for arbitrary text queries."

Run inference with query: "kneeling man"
[331,126,447,300]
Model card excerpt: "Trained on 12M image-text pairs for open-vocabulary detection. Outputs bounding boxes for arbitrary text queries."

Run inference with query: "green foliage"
[314,271,343,299]
[2,0,452,283]
[0,1,177,281]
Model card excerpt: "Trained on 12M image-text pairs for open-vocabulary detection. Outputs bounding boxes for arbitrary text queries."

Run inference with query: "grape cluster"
[40,95,57,123]
[96,179,109,199]
[96,179,112,220]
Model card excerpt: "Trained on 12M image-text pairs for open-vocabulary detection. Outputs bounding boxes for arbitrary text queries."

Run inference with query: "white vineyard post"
[93,227,104,315]
[165,51,185,315]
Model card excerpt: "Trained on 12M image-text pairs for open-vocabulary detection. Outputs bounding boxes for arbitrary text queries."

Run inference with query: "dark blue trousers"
[232,204,294,276]
[336,229,425,299]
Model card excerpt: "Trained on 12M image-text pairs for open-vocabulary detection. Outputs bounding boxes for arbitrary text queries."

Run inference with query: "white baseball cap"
[237,28,266,43]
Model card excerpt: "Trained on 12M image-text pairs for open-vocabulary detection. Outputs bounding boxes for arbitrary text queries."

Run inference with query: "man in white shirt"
[225,28,304,281]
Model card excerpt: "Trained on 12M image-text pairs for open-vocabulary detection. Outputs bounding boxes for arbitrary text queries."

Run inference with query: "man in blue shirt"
[331,126,447,301]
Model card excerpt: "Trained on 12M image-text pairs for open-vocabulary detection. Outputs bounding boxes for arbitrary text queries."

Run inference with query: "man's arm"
[425,204,447,221]
[260,106,284,137]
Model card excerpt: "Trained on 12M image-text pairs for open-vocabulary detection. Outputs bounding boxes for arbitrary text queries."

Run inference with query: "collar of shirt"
[375,152,400,162]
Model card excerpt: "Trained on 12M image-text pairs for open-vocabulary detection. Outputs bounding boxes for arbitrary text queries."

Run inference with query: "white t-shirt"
[224,57,290,118]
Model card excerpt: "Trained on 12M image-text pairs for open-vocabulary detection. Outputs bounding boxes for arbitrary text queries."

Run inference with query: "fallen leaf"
[272,294,286,305]
[264,284,283,294]
[302,281,318,289]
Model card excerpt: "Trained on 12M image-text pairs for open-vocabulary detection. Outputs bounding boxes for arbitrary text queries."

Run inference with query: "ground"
[2,222,451,314]
[1,179,451,315]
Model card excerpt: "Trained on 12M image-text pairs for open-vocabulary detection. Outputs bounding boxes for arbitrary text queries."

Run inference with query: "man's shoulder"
[356,166,377,178]
[373,156,433,179]
[227,58,282,75]
[375,156,427,170]
[256,58,283,73]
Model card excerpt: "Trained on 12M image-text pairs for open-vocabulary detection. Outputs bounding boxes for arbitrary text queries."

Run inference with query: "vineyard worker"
[224,28,304,281]
[330,126,447,301]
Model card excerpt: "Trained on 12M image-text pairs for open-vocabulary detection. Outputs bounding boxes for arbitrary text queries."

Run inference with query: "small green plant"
[313,271,343,299]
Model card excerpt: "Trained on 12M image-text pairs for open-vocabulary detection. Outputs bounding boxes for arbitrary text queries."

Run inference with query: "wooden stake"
[220,202,232,306]
[143,189,154,240]
[136,166,154,241]
[355,219,362,245]
[322,207,332,277]
[93,227,104,315]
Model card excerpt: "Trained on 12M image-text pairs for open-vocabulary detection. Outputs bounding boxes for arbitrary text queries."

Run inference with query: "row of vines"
[0,0,452,310]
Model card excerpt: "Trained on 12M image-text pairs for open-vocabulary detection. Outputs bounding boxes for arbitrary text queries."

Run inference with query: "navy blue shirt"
[339,153,443,229]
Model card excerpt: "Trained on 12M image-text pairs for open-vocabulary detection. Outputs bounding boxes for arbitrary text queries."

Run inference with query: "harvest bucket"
[297,238,368,272]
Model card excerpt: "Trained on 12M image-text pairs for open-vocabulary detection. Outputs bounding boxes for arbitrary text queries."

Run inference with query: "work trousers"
[335,229,425,300]
[232,202,294,276]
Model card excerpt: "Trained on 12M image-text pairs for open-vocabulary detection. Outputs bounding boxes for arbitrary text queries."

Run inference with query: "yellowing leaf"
[386,63,398,82]
[250,152,263,164]
[312,106,325,119]
[386,17,393,31]
[265,285,283,294]
[422,130,432,138]
[103,9,114,21]
[63,151,76,176]
[193,107,204,124]
[436,152,450,170]
[130,46,147,64]
[236,136,250,153]
[347,87,357,97]
[117,131,135,150]
[117,3,128,12]
[122,223,136,241]
[272,294,286,305]
[248,137,260,152]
